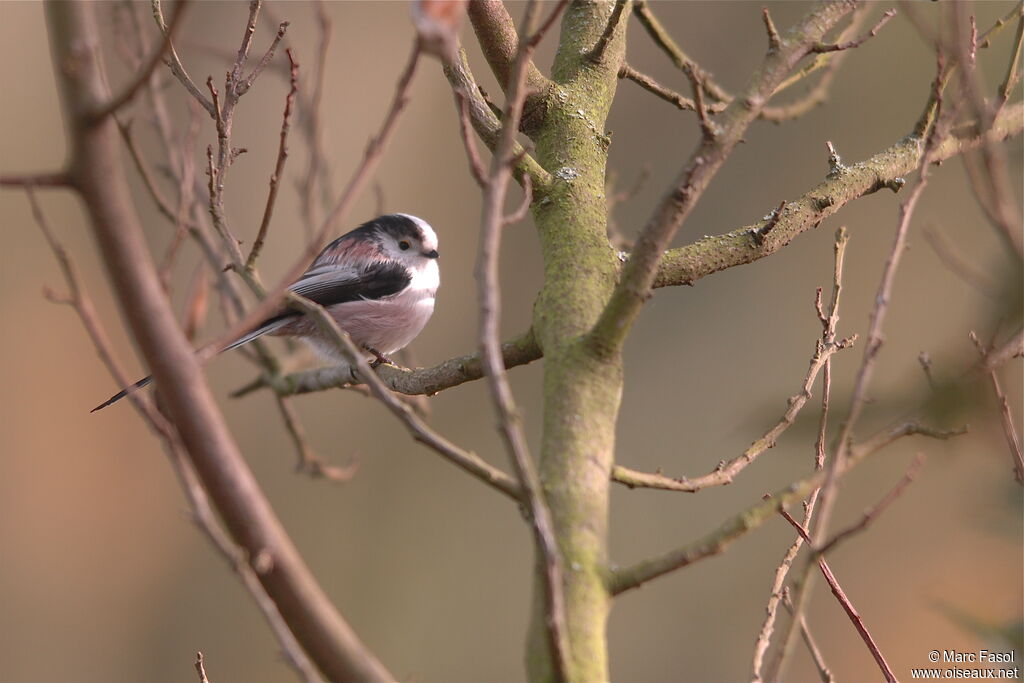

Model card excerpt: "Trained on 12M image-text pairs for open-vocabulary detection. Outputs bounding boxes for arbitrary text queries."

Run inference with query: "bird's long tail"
[90,317,291,412]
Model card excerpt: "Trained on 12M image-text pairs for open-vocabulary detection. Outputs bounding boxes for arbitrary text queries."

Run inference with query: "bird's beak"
[424,249,439,259]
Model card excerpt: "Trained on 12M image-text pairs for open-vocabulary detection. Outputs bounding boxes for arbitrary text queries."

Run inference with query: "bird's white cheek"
[411,260,440,294]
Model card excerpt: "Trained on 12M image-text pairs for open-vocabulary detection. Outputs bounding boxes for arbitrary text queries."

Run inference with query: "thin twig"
[247,47,298,270]
[26,184,323,682]
[477,3,571,678]
[195,652,210,683]
[783,592,835,683]
[816,453,927,556]
[779,510,898,683]
[90,0,190,122]
[750,227,848,683]
[809,9,896,53]
[205,39,425,365]
[238,21,289,97]
[970,331,1024,484]
[632,0,730,102]
[763,7,782,52]
[618,64,702,112]
[454,88,489,187]
[607,422,965,595]
[281,292,521,500]
[276,395,358,483]
[0,172,71,188]
[776,54,951,683]
[611,329,855,494]
[152,0,215,116]
[587,0,627,63]
[526,0,570,49]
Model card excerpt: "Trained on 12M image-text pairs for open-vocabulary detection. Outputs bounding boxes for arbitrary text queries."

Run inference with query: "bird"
[92,213,440,412]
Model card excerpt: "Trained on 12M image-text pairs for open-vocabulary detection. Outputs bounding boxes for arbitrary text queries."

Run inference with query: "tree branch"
[152,0,215,117]
[247,328,543,399]
[280,293,522,501]
[653,101,1024,289]
[46,4,391,679]
[607,422,965,595]
[88,0,190,122]
[443,48,552,193]
[589,1,861,356]
[466,0,553,137]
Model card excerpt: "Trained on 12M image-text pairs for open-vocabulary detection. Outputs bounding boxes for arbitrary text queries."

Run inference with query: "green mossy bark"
[526,2,629,680]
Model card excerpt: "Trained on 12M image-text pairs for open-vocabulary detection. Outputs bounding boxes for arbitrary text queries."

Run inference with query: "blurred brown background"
[1,2,1021,681]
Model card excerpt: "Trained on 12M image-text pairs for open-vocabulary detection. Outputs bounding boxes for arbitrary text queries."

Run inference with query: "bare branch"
[152,0,215,117]
[238,21,289,97]
[762,7,782,52]
[0,172,71,188]
[779,510,897,683]
[816,453,927,556]
[249,328,543,399]
[809,9,896,53]
[607,422,966,595]
[751,227,848,683]
[587,0,628,64]
[280,293,521,500]
[89,0,190,122]
[618,63,703,112]
[632,0,730,103]
[443,48,553,192]
[466,0,553,135]
[47,4,391,678]
[24,183,324,683]
[194,652,210,683]
[590,1,859,357]
[970,331,1024,484]
[611,329,855,493]
[652,101,1024,290]
[454,88,489,187]
[247,47,298,270]
[476,3,571,677]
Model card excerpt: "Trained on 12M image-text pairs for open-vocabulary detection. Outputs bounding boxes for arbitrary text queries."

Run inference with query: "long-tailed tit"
[93,213,439,412]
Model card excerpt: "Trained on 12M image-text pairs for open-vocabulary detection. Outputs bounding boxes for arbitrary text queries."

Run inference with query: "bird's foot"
[364,346,394,369]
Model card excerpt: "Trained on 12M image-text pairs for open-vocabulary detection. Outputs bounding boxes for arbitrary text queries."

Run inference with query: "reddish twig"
[783,592,835,683]
[779,510,898,683]
[607,422,965,595]
[618,64,699,112]
[454,88,489,187]
[25,182,323,681]
[238,21,289,96]
[89,0,190,121]
[276,395,358,483]
[205,39,424,365]
[970,331,1024,484]
[816,453,927,556]
[476,3,571,678]
[152,0,215,117]
[247,48,298,270]
[750,227,848,683]
[0,172,71,188]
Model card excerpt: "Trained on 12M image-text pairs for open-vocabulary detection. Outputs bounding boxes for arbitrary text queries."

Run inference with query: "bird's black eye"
[399,240,410,251]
